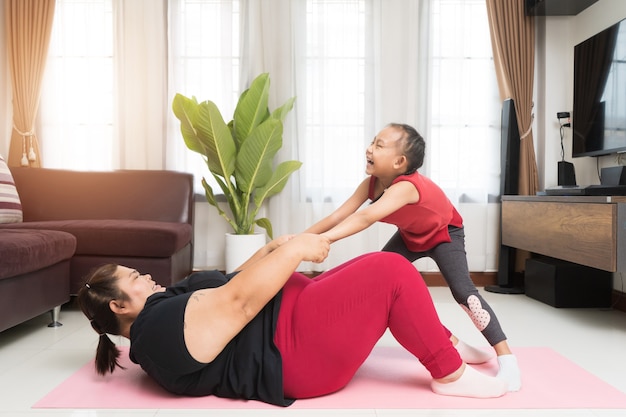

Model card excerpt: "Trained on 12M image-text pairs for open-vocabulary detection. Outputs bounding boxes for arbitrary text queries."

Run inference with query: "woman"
[78,233,507,406]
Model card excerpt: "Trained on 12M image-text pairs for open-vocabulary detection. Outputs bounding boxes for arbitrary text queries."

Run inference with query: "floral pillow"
[0,153,23,223]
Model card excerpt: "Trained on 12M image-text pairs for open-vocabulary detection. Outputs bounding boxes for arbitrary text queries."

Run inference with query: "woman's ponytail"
[95,333,123,375]
[77,264,127,375]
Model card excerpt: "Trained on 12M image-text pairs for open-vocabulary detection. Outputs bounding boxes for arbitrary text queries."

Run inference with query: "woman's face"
[114,265,166,315]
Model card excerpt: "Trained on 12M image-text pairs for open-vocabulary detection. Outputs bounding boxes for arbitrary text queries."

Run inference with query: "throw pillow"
[0,153,23,223]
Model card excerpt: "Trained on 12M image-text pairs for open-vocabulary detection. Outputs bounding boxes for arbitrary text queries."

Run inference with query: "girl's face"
[113,265,165,317]
[365,126,405,176]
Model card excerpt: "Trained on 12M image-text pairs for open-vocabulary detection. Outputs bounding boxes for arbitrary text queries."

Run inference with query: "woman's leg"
[381,231,451,342]
[382,230,491,364]
[274,252,506,399]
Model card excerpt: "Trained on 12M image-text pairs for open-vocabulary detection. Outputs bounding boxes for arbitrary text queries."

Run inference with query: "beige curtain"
[4,0,56,167]
[486,0,538,196]
[486,0,538,274]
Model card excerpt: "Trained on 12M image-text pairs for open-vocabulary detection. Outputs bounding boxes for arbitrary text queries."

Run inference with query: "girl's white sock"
[431,365,507,398]
[454,339,495,364]
[496,354,522,391]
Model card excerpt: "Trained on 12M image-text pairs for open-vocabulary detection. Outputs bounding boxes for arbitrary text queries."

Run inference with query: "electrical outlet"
[557,111,570,119]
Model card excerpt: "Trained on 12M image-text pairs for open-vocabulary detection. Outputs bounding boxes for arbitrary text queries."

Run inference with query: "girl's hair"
[387,123,425,174]
[77,263,127,375]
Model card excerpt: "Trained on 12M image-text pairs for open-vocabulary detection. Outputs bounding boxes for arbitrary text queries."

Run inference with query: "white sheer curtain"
[114,0,168,169]
[290,0,435,271]
[39,0,115,170]
[39,0,167,170]
[429,0,501,271]
[197,0,501,271]
[31,0,500,271]
[166,0,240,193]
[239,0,380,271]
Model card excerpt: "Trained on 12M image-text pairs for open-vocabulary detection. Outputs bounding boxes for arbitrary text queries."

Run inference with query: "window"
[39,0,499,203]
[40,0,114,170]
[35,0,501,270]
[303,0,368,202]
[430,0,500,203]
[167,0,241,192]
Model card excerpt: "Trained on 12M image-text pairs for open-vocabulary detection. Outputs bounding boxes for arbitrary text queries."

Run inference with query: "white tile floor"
[1,286,626,417]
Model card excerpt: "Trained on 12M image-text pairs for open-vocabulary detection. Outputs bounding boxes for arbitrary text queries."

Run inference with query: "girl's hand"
[266,234,295,253]
[287,233,330,263]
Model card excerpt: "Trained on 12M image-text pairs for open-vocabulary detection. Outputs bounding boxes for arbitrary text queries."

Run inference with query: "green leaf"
[202,178,219,207]
[255,217,273,240]
[195,101,237,178]
[203,177,239,234]
[235,118,283,192]
[172,94,204,154]
[233,73,271,147]
[270,96,296,122]
[254,160,302,207]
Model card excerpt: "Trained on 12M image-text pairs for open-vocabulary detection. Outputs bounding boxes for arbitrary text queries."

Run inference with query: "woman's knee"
[330,252,424,293]
[364,252,417,274]
[366,252,425,288]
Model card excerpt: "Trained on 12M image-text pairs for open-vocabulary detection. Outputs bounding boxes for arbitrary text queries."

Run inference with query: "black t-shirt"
[129,270,292,406]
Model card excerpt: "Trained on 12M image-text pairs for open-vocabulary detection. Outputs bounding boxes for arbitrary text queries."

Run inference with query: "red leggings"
[274,252,462,399]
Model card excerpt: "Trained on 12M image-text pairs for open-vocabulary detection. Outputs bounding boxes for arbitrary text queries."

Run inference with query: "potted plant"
[172,73,302,271]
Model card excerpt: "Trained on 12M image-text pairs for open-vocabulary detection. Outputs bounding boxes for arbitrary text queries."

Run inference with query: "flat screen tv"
[572,18,626,157]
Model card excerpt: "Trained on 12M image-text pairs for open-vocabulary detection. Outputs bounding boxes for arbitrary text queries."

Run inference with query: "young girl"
[304,123,521,391]
[78,234,507,406]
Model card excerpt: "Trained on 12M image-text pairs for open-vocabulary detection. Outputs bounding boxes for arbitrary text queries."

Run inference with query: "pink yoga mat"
[34,346,626,409]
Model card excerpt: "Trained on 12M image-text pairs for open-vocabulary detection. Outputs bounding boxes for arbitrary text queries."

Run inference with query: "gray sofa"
[0,167,195,332]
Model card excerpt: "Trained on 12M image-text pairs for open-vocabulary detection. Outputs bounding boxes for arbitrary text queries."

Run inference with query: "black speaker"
[525,256,612,308]
[601,166,626,185]
[499,99,520,196]
[558,161,576,186]
[487,99,524,294]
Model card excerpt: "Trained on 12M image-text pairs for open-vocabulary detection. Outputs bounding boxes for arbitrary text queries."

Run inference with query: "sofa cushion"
[0,154,23,224]
[0,229,76,279]
[0,220,192,258]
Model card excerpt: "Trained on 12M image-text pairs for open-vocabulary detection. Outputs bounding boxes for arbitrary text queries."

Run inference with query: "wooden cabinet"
[501,195,626,272]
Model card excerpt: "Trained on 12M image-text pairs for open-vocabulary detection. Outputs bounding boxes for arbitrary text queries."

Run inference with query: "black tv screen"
[572,18,626,157]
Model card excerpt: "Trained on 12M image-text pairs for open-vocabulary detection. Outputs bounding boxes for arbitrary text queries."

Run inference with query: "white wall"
[538,0,626,189]
[539,0,626,291]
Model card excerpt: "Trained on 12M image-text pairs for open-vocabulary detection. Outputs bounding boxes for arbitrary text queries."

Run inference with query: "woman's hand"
[285,233,330,263]
[266,234,329,263]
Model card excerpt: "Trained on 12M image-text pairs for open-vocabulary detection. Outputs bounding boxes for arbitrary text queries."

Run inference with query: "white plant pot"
[225,233,266,273]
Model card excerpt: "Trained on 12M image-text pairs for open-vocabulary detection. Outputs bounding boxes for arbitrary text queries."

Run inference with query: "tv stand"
[501,195,626,272]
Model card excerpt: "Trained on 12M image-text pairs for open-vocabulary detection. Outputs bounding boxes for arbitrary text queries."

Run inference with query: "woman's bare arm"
[231,234,294,272]
[183,233,330,363]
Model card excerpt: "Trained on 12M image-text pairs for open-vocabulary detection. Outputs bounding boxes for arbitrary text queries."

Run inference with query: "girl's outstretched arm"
[321,181,419,243]
[304,178,370,234]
